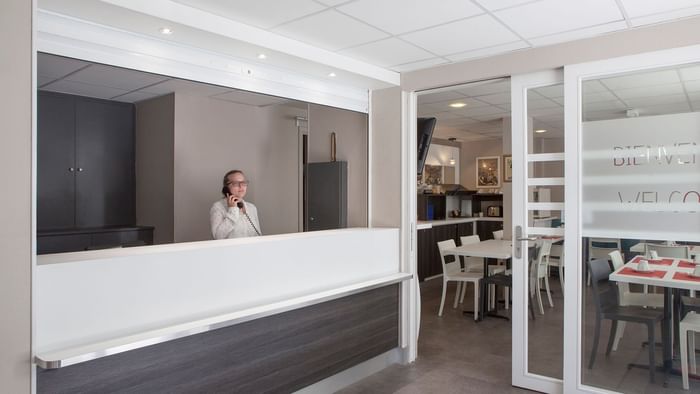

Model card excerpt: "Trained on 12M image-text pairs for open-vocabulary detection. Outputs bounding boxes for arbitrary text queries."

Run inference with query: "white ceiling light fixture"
[534,129,547,133]
[448,137,457,165]
[159,27,173,35]
[328,72,337,78]
[257,53,267,60]
[449,102,467,108]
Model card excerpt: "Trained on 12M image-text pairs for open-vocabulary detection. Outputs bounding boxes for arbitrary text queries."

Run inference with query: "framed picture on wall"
[503,155,512,183]
[476,156,501,188]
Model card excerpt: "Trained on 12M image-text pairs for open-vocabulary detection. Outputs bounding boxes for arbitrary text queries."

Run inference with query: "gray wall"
[135,94,175,244]
[0,0,32,391]
[173,94,305,242]
[370,87,402,228]
[308,104,368,228]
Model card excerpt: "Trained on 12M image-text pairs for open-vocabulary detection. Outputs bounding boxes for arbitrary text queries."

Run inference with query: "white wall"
[370,87,402,227]
[0,0,32,390]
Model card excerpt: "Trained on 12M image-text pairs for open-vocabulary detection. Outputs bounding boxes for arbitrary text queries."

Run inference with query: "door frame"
[511,69,565,394]
[562,43,700,394]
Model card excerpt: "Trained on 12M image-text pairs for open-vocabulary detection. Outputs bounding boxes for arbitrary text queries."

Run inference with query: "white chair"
[608,250,664,351]
[645,243,690,259]
[548,242,565,291]
[437,239,482,320]
[680,311,700,390]
[492,230,504,240]
[459,235,507,309]
[531,239,554,314]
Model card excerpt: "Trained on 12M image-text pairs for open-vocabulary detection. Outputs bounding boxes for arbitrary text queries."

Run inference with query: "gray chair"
[586,258,664,383]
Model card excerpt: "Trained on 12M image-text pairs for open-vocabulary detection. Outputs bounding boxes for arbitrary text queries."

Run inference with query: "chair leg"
[690,330,697,374]
[647,322,656,384]
[459,281,467,304]
[681,326,689,390]
[612,321,626,351]
[473,281,479,321]
[438,280,447,316]
[606,320,618,356]
[589,317,601,369]
[504,286,510,310]
[536,277,544,315]
[559,264,564,291]
[544,275,554,308]
[453,282,461,308]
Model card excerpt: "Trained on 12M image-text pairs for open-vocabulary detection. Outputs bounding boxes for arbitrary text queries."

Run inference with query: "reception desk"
[35,228,409,392]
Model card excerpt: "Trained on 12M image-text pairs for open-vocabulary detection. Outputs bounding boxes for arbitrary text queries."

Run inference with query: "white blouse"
[210,199,262,239]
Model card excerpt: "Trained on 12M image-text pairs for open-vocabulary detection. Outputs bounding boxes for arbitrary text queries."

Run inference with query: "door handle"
[68,167,75,172]
[77,168,84,172]
[514,226,535,258]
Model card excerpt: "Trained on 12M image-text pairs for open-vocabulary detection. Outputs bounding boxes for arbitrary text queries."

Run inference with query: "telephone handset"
[237,201,244,209]
[223,194,260,235]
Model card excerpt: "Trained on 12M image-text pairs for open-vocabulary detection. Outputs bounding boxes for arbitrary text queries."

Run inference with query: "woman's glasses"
[227,181,249,188]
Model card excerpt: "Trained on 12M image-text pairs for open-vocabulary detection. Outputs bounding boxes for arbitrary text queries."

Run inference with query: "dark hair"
[221,170,245,197]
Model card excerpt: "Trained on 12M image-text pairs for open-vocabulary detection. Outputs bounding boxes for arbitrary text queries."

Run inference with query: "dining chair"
[531,239,554,314]
[437,239,482,320]
[587,238,621,285]
[492,230,504,240]
[607,250,664,351]
[645,243,690,259]
[459,235,506,309]
[680,311,700,390]
[548,241,565,291]
[586,258,663,383]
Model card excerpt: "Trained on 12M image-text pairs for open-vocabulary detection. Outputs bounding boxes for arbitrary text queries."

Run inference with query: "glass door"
[511,70,565,394]
[564,44,700,393]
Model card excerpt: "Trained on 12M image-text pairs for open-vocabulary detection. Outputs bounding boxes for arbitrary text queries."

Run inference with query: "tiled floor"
[339,273,698,393]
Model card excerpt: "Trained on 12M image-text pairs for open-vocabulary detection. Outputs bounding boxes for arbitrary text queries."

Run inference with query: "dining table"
[610,255,700,384]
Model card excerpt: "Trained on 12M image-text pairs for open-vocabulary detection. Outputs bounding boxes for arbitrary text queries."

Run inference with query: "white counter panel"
[36,228,400,353]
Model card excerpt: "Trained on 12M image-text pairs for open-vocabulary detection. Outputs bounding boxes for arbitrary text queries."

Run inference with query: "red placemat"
[678,261,698,269]
[631,256,673,266]
[619,267,665,278]
[673,272,700,282]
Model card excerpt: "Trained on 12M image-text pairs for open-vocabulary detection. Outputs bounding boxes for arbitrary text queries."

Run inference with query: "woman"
[210,170,261,239]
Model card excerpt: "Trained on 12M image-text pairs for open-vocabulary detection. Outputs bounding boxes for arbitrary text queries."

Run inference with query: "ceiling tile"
[338,0,483,35]
[172,0,325,29]
[445,41,529,62]
[418,91,466,104]
[455,79,510,97]
[474,0,543,11]
[619,0,700,18]
[614,83,685,100]
[584,110,626,122]
[583,99,627,112]
[629,5,700,27]
[680,65,700,81]
[582,80,610,93]
[624,94,689,107]
[273,10,388,51]
[684,80,700,92]
[389,57,448,72]
[65,64,169,91]
[400,15,519,56]
[41,80,130,100]
[471,113,507,122]
[213,90,289,106]
[528,98,560,109]
[527,21,627,47]
[142,79,230,97]
[112,91,160,103]
[690,92,700,101]
[495,0,623,38]
[529,107,565,117]
[339,38,434,68]
[38,53,89,80]
[636,102,692,116]
[460,105,508,117]
[599,69,681,90]
[532,84,564,98]
[583,91,617,103]
[477,92,511,105]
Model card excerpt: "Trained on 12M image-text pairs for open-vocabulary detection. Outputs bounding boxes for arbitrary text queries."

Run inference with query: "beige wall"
[0,0,32,390]
[135,94,175,244]
[308,104,368,227]
[370,87,402,227]
[173,94,305,242]
[459,139,503,189]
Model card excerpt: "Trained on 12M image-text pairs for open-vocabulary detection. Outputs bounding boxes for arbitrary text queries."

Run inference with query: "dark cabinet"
[38,91,135,230]
[417,222,486,281]
[476,220,504,241]
[37,227,154,254]
[306,161,347,231]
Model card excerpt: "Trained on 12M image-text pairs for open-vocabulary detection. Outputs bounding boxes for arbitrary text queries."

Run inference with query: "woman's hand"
[226,194,246,213]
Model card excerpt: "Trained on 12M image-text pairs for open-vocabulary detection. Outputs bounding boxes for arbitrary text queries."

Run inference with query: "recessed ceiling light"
[328,72,336,78]
[159,27,173,35]
[449,102,467,108]
[257,53,267,60]
[535,129,547,133]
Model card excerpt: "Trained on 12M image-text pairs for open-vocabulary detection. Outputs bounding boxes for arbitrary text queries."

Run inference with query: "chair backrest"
[437,239,460,275]
[586,258,618,316]
[588,238,621,261]
[608,250,625,270]
[459,235,482,268]
[645,243,689,259]
[492,230,504,240]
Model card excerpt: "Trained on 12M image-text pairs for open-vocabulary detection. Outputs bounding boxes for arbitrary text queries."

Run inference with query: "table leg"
[663,287,672,373]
